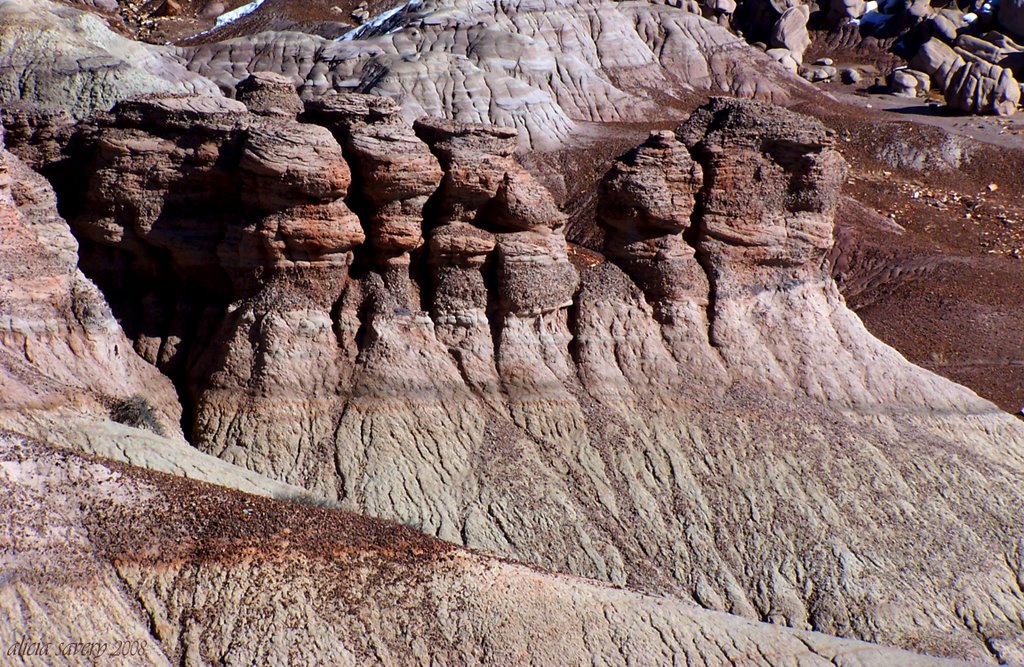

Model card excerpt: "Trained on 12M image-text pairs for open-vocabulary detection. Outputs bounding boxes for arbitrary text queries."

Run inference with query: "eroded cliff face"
[11,87,1024,662]
[0,121,183,436]
[0,108,332,503]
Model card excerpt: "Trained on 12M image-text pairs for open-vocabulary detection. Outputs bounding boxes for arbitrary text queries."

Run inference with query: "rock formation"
[180,0,808,148]
[2,0,1024,662]
[235,70,305,117]
[0,116,314,501]
[11,90,1023,661]
[0,120,182,437]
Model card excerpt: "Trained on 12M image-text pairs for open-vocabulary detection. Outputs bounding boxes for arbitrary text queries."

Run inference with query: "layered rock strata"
[0,116,314,500]
[21,92,1024,661]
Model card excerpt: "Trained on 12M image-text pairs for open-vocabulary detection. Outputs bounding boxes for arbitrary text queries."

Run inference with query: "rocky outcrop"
[943,59,1022,116]
[770,5,811,63]
[911,37,1021,115]
[67,94,364,285]
[0,120,181,436]
[23,91,1024,661]
[305,94,443,268]
[0,112,319,502]
[596,130,725,378]
[235,70,304,117]
[33,93,366,496]
[3,0,1023,661]
[675,97,991,406]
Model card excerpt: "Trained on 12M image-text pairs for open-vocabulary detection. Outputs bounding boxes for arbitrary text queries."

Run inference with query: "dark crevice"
[481,251,505,368]
[683,147,722,349]
[566,282,584,368]
[71,232,230,441]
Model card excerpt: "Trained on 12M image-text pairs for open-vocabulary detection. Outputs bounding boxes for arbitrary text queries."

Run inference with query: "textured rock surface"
[0,434,961,666]
[3,0,1024,663]
[943,60,1022,116]
[899,14,1023,116]
[234,70,304,117]
[0,0,221,119]
[24,93,1024,661]
[180,0,810,147]
[596,129,720,375]
[0,122,181,436]
[770,5,811,62]
[58,94,367,497]
[306,93,443,263]
[0,117,316,502]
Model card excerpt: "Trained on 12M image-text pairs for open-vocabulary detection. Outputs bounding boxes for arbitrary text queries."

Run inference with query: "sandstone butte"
[1,0,1024,665]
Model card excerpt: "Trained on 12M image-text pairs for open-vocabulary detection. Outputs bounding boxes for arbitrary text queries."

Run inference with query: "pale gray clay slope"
[0,433,963,666]
[10,84,1022,662]
[182,0,808,147]
[0,0,221,120]
[0,0,809,149]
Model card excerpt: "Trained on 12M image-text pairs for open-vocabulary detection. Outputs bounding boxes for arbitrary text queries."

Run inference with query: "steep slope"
[0,432,962,666]
[21,87,1024,661]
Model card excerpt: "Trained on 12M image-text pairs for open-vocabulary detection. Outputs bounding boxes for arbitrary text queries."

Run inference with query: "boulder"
[892,69,925,96]
[235,71,304,117]
[890,68,930,96]
[801,65,838,81]
[944,60,1021,114]
[926,11,963,42]
[770,5,812,61]
[911,38,967,90]
[767,47,801,73]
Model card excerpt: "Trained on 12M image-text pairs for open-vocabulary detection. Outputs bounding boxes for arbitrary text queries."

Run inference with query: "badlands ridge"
[1,0,1023,664]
